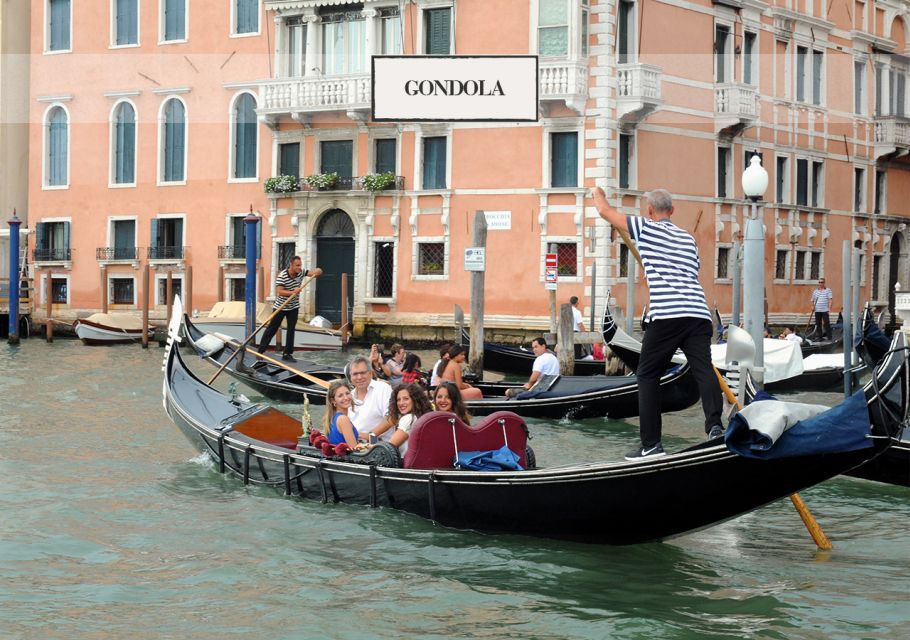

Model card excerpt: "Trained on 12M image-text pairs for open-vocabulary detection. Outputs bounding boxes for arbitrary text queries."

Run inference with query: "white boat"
[73,313,152,345]
[193,301,341,352]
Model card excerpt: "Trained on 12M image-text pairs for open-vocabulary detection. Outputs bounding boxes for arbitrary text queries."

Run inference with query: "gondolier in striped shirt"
[593,187,723,460]
[810,278,833,340]
[256,256,322,362]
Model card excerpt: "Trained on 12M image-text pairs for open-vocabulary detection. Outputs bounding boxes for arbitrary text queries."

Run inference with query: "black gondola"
[181,315,346,403]
[184,307,699,420]
[465,330,610,376]
[162,297,909,544]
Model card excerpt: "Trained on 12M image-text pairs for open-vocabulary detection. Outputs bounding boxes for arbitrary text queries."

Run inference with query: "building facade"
[25,0,910,334]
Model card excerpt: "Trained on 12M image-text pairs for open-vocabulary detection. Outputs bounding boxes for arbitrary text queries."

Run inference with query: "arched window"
[45,106,68,187]
[161,98,186,182]
[232,93,258,179]
[316,209,355,236]
[112,102,136,184]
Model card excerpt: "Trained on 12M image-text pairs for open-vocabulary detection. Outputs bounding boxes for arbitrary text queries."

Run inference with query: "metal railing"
[297,175,405,192]
[218,245,246,259]
[96,246,141,260]
[33,247,71,262]
[147,246,185,260]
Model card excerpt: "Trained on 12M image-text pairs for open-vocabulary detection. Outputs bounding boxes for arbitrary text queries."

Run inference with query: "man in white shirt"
[347,355,393,441]
[779,326,804,344]
[506,337,560,397]
[570,296,587,359]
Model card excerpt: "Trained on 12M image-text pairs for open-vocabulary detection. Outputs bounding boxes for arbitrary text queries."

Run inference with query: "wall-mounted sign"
[465,247,486,272]
[484,211,512,230]
[372,55,538,122]
[545,266,558,290]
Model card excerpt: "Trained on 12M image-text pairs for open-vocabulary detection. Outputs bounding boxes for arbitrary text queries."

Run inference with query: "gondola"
[601,304,859,392]
[462,329,610,376]
[162,296,909,544]
[181,314,346,403]
[184,306,699,420]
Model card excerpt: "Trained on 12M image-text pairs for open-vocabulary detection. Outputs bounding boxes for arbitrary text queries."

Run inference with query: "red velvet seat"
[402,411,530,470]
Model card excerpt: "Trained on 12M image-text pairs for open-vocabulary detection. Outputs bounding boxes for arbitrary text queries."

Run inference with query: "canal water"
[1,338,908,639]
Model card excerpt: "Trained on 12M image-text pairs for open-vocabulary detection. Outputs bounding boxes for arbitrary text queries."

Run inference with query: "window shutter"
[812,50,823,105]
[423,137,446,189]
[796,159,808,206]
[150,219,159,254]
[50,0,71,50]
[375,139,396,174]
[551,132,577,188]
[36,223,47,252]
[279,143,300,177]
[256,218,262,259]
[62,222,71,258]
[175,219,184,257]
[425,8,451,54]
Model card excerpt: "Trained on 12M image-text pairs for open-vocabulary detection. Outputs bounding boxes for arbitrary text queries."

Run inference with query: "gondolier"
[593,187,723,459]
[811,278,833,340]
[257,256,322,362]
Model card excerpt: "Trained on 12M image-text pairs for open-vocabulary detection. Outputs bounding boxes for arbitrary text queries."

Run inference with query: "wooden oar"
[207,274,316,385]
[615,222,833,550]
[236,346,331,389]
[804,308,815,335]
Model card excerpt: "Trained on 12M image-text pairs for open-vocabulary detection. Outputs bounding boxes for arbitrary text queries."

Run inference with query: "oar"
[614,220,833,550]
[804,308,815,335]
[236,346,331,389]
[207,274,316,385]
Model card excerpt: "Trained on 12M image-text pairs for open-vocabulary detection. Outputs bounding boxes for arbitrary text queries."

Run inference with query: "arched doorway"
[315,209,355,324]
[888,232,902,326]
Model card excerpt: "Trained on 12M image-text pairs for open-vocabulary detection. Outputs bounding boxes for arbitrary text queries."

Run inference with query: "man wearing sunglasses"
[811,278,833,340]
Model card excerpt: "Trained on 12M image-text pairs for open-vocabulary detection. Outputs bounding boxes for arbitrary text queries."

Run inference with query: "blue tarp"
[454,445,524,471]
[726,390,872,459]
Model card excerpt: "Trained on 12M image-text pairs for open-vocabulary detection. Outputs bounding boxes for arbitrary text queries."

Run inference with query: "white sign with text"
[464,247,486,272]
[484,211,512,230]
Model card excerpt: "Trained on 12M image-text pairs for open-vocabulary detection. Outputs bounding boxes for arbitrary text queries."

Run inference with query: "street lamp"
[741,155,769,387]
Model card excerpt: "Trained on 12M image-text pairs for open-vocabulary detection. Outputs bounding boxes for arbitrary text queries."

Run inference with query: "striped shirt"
[811,287,833,313]
[627,216,711,321]
[273,268,307,310]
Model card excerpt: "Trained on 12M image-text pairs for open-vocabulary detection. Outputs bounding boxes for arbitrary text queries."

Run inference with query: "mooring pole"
[45,270,53,342]
[843,241,853,398]
[185,265,193,314]
[731,240,742,327]
[141,263,150,349]
[244,209,260,337]
[165,270,173,326]
[100,266,108,313]
[625,248,635,334]
[217,265,224,302]
[557,303,575,375]
[340,272,349,350]
[468,210,487,377]
[7,211,22,344]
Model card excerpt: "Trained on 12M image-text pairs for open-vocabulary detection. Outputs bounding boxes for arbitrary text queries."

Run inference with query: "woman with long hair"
[400,353,424,385]
[433,381,472,424]
[441,345,483,400]
[323,379,359,447]
[366,383,433,456]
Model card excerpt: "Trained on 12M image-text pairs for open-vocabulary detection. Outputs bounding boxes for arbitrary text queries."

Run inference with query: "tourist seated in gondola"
[505,337,560,398]
[779,325,803,344]
[379,343,406,385]
[433,381,473,424]
[400,353,425,386]
[324,380,360,448]
[430,342,453,387]
[441,345,483,400]
[361,383,433,457]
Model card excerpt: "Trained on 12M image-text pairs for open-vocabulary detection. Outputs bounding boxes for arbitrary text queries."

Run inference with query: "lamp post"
[741,156,769,387]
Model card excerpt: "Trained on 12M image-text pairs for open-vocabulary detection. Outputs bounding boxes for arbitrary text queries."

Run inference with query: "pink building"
[26,1,910,337]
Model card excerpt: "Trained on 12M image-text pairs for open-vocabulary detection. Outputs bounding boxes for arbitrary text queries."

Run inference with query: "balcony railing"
[148,246,185,260]
[96,246,141,261]
[616,63,662,124]
[218,245,246,260]
[874,115,910,158]
[259,74,371,117]
[715,82,759,133]
[34,247,71,262]
[539,60,588,113]
[270,175,406,194]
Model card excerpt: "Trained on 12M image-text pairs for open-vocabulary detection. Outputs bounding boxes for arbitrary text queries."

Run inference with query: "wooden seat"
[402,411,530,470]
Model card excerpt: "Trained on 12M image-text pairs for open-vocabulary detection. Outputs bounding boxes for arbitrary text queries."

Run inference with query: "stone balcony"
[616,63,662,125]
[874,115,910,160]
[714,82,759,135]
[539,60,588,114]
[258,74,372,126]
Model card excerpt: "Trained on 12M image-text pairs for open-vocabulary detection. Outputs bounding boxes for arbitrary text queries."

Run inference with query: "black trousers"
[637,317,722,448]
[814,311,830,339]
[256,307,299,356]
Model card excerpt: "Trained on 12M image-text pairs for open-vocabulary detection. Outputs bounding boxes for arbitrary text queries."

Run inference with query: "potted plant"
[361,171,398,192]
[263,175,299,194]
[303,172,339,190]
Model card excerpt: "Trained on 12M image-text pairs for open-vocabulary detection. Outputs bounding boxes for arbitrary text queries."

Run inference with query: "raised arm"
[592,187,629,231]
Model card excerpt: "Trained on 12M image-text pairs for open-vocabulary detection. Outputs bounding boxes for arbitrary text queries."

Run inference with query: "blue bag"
[454,445,523,471]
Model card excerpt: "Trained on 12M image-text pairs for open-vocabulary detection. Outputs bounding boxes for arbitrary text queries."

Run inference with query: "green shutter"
[62,221,71,259]
[375,139,396,174]
[425,8,451,54]
[321,140,353,177]
[551,132,577,188]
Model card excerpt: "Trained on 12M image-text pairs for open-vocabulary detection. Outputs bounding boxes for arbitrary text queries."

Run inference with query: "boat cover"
[82,313,144,330]
[711,338,804,382]
[726,391,872,459]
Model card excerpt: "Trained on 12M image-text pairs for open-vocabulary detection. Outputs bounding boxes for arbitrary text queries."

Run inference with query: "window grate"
[717,247,729,279]
[111,278,134,304]
[775,250,787,280]
[555,243,577,276]
[374,242,394,296]
[418,243,445,275]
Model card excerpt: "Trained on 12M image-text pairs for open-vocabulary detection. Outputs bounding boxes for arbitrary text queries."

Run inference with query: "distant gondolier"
[257,256,322,362]
[811,278,833,340]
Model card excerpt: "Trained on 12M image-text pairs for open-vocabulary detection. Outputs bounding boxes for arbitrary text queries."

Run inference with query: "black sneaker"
[707,424,725,440]
[624,443,666,461]
[281,353,297,363]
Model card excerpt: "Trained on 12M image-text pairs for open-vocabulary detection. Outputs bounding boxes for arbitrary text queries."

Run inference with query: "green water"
[1,340,908,639]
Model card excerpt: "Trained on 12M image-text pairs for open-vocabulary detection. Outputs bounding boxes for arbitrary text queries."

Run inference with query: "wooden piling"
[341,272,349,350]
[217,266,224,302]
[258,266,265,302]
[45,271,53,342]
[100,266,108,313]
[185,265,193,313]
[548,289,557,334]
[141,264,150,348]
[556,303,575,375]
[165,270,173,325]
[468,211,487,377]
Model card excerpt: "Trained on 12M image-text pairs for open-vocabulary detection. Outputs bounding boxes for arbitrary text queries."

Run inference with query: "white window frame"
[108,274,138,305]
[418,0,455,56]
[742,28,759,86]
[810,159,825,208]
[715,242,733,282]
[617,130,636,191]
[378,7,403,55]
[772,246,792,284]
[775,154,790,204]
[615,0,636,64]
[320,9,367,75]
[230,0,262,38]
[716,144,732,199]
[228,91,260,184]
[44,0,73,55]
[412,237,448,281]
[415,128,451,191]
[368,131,400,175]
[225,274,247,301]
[854,58,867,115]
[39,272,71,305]
[714,20,734,84]
[157,96,189,186]
[795,43,825,106]
[110,0,141,49]
[149,212,187,263]
[283,15,308,77]
[106,215,140,261]
[109,99,138,188]
[42,103,71,190]
[542,237,582,284]
[154,272,185,306]
[543,127,583,190]
[854,166,867,213]
[874,168,887,215]
[365,236,397,302]
[314,133,358,177]
[159,0,189,45]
